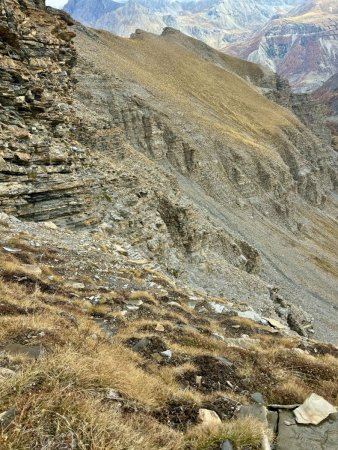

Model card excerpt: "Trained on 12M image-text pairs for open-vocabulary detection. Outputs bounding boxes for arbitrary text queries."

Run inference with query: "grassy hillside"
[76,27,300,155]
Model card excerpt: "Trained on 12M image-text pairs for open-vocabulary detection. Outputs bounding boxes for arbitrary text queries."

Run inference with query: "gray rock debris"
[251,392,265,405]
[0,408,16,428]
[220,440,233,450]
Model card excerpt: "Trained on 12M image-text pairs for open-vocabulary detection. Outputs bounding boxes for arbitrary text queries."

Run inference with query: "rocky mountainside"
[313,73,338,149]
[0,1,337,449]
[226,0,338,92]
[64,0,302,48]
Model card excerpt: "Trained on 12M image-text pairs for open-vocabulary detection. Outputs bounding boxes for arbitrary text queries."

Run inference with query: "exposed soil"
[178,355,247,393]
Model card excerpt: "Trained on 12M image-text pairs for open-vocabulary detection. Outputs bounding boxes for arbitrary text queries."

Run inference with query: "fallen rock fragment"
[238,310,267,325]
[223,337,256,349]
[22,265,42,277]
[198,408,221,425]
[132,338,151,352]
[160,349,172,359]
[43,221,58,230]
[0,408,16,428]
[251,392,264,404]
[264,317,287,330]
[106,389,123,401]
[220,440,233,450]
[293,393,337,425]
[122,299,143,307]
[155,323,165,332]
[3,247,21,253]
[0,367,16,379]
[65,282,85,290]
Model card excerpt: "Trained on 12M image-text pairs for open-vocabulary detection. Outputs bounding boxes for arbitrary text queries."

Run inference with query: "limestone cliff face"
[0,0,99,226]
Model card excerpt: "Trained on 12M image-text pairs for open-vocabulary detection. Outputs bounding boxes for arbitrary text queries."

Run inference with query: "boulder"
[264,317,287,330]
[251,392,264,404]
[198,408,221,425]
[238,310,267,324]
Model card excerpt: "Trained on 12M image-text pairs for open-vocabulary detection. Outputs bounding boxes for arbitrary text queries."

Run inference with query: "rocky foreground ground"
[0,0,337,449]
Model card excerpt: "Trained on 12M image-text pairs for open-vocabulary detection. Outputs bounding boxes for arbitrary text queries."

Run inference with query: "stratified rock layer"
[1,2,338,343]
[0,0,98,226]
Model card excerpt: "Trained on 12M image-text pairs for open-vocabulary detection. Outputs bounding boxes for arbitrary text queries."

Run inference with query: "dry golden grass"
[185,417,269,450]
[0,242,337,449]
[128,290,158,304]
[75,26,303,159]
[0,391,183,450]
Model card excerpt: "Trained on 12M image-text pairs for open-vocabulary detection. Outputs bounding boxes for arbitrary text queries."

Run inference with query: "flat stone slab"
[238,404,268,427]
[276,410,338,450]
[2,344,44,359]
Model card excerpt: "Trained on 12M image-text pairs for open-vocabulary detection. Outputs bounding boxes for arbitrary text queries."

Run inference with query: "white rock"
[123,299,143,307]
[43,221,58,230]
[3,246,21,253]
[65,282,85,290]
[209,302,227,313]
[198,408,221,425]
[262,434,271,450]
[155,323,165,332]
[238,310,267,324]
[264,317,287,329]
[294,393,337,425]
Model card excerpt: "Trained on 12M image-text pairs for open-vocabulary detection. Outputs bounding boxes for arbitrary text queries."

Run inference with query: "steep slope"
[0,3,338,450]
[1,0,338,344]
[313,73,338,149]
[226,0,338,92]
[64,0,302,48]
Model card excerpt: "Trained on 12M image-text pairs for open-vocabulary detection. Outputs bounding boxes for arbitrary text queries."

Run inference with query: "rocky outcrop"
[264,75,333,145]
[313,73,338,150]
[0,0,98,226]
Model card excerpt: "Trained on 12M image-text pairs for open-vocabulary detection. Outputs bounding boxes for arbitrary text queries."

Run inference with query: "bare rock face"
[0,0,98,226]
[313,73,338,150]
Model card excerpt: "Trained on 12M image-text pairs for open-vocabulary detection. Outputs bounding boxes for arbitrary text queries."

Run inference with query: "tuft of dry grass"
[185,417,269,450]
[128,290,158,304]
